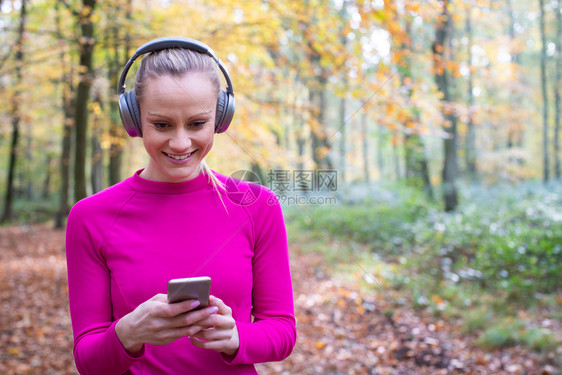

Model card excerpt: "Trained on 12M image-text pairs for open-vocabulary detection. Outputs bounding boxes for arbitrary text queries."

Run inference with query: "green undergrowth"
[283,180,562,353]
[1,197,59,225]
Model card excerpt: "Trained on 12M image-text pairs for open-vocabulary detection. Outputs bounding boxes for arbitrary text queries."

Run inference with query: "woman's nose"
[169,128,192,151]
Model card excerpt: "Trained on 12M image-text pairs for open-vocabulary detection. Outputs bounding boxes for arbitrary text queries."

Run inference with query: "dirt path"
[257,241,557,374]
[0,224,557,374]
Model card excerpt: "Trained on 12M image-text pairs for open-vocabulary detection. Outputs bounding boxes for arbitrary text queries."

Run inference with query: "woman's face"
[139,72,217,183]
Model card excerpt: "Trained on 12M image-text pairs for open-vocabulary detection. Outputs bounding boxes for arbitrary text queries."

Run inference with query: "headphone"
[118,37,235,137]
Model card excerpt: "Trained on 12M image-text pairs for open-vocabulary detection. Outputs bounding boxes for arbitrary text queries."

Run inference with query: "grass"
[476,317,556,351]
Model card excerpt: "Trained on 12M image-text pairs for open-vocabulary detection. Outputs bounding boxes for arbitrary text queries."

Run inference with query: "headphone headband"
[118,37,234,96]
[118,36,235,136]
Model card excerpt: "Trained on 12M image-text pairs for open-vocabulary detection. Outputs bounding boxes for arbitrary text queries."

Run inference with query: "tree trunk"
[361,110,370,183]
[2,0,26,223]
[554,0,561,179]
[24,123,33,201]
[295,83,306,172]
[339,93,347,182]
[54,1,74,229]
[56,114,73,229]
[338,12,348,183]
[73,0,97,202]
[376,125,384,180]
[405,134,433,197]
[392,133,401,180]
[309,77,334,170]
[108,0,133,185]
[402,18,433,198]
[91,119,103,194]
[539,0,550,182]
[506,0,526,166]
[432,0,458,211]
[42,154,52,199]
[251,162,267,186]
[107,22,123,186]
[302,0,333,172]
[465,4,477,181]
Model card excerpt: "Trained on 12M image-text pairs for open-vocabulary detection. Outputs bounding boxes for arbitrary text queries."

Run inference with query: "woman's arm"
[225,188,297,365]
[66,201,143,375]
[67,201,221,374]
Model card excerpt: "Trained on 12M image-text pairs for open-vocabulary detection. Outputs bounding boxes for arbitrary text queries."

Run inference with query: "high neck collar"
[128,169,211,194]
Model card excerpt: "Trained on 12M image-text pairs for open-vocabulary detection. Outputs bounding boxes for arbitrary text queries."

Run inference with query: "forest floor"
[0,223,560,374]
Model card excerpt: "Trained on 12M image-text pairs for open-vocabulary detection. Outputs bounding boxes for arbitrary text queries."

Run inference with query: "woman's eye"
[153,122,169,129]
[192,121,207,128]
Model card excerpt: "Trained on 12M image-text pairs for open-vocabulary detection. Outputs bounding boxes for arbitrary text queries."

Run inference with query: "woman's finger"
[190,336,231,350]
[165,305,219,329]
[208,295,232,316]
[190,325,231,341]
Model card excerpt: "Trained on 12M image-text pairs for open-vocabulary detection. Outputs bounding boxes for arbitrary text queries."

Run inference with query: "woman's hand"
[115,294,219,355]
[188,295,240,357]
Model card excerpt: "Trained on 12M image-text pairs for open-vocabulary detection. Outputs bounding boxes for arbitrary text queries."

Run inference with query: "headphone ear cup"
[215,90,226,133]
[119,89,142,137]
[215,90,235,134]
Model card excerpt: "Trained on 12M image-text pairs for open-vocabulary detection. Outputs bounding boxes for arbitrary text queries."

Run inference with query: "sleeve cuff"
[110,320,146,359]
[221,321,245,365]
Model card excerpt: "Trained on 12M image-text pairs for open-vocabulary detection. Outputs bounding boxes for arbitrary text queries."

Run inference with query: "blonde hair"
[135,48,221,99]
[136,47,227,208]
[200,159,228,211]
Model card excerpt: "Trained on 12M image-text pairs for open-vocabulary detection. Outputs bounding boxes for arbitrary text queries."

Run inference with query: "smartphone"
[167,276,211,308]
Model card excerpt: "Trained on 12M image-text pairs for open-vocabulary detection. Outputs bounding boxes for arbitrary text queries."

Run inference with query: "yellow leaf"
[431,295,443,305]
[316,341,326,349]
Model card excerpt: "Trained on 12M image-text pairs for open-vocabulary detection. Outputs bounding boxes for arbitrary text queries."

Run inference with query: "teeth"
[168,152,193,160]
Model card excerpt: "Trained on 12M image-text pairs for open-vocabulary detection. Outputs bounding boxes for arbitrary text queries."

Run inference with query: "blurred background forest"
[1,0,561,373]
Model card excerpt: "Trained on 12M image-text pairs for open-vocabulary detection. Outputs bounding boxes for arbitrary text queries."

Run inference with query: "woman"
[65,37,296,375]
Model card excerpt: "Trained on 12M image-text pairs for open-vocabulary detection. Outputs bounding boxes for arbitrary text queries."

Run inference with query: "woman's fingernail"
[190,300,201,309]
[209,306,219,314]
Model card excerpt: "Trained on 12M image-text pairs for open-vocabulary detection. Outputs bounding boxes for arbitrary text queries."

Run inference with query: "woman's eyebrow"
[147,112,173,120]
[147,112,212,120]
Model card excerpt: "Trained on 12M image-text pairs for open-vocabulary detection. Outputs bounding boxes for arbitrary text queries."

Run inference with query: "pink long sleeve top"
[65,170,296,374]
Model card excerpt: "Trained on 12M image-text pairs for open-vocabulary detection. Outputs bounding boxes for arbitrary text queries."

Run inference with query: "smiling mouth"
[164,151,195,160]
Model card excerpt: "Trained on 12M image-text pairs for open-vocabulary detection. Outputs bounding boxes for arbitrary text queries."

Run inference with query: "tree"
[337,3,349,183]
[505,0,526,166]
[2,0,27,223]
[432,0,459,211]
[554,0,561,179]
[63,0,98,202]
[464,2,477,181]
[538,0,549,182]
[90,95,103,194]
[54,1,75,229]
[104,0,133,186]
[400,16,433,198]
